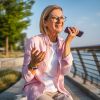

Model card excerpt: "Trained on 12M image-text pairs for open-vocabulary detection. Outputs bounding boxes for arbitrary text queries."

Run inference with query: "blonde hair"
[39,5,62,34]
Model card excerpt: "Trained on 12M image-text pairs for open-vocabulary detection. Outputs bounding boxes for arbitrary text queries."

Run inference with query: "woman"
[22,5,79,100]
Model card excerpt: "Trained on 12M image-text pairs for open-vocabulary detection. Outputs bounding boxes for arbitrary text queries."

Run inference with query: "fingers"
[31,48,39,58]
[36,52,46,62]
[31,48,38,55]
[31,48,46,63]
[68,27,79,37]
[37,51,45,59]
[72,27,79,34]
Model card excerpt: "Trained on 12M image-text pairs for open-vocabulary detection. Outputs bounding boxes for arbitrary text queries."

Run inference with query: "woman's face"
[45,9,65,35]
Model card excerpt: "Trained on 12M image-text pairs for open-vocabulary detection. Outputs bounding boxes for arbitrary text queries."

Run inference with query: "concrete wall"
[0,57,24,69]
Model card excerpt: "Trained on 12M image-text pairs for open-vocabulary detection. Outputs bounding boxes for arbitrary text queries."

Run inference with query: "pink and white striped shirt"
[22,33,73,100]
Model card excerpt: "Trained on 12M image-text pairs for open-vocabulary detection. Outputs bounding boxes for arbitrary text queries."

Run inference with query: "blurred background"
[0,0,100,57]
[0,0,100,100]
[25,0,100,47]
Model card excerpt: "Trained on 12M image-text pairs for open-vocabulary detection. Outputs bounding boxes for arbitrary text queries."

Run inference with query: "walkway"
[0,75,95,100]
[64,77,94,100]
[0,78,26,100]
[66,73,100,100]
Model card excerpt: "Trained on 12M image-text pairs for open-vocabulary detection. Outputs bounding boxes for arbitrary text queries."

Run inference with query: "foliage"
[0,69,21,93]
[0,51,24,58]
[0,0,35,52]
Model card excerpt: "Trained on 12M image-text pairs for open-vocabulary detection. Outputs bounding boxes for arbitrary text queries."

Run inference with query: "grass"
[0,51,24,58]
[0,69,22,93]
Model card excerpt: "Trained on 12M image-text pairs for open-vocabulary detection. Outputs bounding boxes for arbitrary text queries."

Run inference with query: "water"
[72,50,100,85]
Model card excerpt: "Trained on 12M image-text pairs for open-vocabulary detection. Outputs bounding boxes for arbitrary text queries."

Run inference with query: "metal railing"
[71,45,100,87]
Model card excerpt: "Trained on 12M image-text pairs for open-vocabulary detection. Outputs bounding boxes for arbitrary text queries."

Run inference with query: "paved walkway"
[0,78,26,100]
[64,77,93,100]
[0,65,99,100]
[67,73,100,100]
[0,76,96,100]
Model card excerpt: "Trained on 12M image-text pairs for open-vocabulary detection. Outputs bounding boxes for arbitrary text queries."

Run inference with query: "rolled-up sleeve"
[61,53,73,75]
[22,38,36,82]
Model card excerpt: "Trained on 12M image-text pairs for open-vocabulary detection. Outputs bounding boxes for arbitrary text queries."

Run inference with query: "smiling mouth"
[55,24,63,27]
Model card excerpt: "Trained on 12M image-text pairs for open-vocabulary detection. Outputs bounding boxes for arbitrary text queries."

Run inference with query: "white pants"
[37,91,73,100]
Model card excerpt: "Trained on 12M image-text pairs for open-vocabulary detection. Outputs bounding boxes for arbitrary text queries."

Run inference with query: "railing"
[71,45,100,87]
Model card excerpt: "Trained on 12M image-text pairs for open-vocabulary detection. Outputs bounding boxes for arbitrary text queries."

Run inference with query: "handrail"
[71,45,100,87]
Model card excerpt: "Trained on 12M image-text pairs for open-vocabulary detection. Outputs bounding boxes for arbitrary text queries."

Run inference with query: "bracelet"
[32,66,38,70]
[28,63,38,70]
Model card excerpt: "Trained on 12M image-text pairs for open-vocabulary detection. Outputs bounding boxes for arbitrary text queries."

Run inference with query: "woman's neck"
[48,32,58,43]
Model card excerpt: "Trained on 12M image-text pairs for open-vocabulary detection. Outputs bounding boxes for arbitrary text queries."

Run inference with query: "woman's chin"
[55,28,63,33]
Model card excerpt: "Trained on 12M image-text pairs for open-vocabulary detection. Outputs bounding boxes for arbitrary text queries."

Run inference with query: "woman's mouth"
[55,24,62,28]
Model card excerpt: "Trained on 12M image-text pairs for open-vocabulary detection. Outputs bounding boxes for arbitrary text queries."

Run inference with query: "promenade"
[0,45,100,100]
[0,70,99,100]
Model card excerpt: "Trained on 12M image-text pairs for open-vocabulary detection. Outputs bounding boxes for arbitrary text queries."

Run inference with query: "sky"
[25,0,100,47]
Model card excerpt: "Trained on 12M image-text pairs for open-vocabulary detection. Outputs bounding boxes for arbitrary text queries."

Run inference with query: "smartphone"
[64,27,84,37]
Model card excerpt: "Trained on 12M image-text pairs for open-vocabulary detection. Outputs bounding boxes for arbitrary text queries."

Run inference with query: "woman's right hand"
[28,48,46,69]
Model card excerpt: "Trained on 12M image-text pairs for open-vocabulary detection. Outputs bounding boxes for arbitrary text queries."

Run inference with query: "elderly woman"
[22,5,79,100]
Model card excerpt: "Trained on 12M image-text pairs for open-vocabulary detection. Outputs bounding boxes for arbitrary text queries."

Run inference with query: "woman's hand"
[63,27,79,58]
[65,27,79,43]
[28,48,46,69]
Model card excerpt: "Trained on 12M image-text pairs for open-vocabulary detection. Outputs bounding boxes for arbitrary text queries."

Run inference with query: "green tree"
[0,0,35,56]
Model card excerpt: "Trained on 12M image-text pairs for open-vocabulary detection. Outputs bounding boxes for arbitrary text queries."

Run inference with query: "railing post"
[72,61,77,77]
[92,50,100,75]
[90,76,93,84]
[76,49,88,84]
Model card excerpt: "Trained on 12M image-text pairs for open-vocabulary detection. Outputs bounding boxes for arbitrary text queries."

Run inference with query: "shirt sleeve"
[22,38,37,82]
[61,53,73,75]
[60,42,73,75]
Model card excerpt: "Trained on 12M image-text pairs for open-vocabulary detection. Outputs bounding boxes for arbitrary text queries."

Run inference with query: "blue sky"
[25,0,100,47]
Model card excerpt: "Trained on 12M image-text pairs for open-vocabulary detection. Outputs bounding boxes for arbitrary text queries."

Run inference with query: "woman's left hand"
[65,27,79,43]
[63,27,79,57]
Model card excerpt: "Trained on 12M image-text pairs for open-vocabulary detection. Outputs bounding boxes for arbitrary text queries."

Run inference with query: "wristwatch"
[28,62,38,70]
[32,66,38,70]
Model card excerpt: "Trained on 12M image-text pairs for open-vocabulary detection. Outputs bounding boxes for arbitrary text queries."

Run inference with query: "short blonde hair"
[39,5,62,34]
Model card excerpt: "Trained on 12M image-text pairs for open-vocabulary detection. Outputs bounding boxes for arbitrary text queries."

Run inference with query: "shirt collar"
[43,34,62,48]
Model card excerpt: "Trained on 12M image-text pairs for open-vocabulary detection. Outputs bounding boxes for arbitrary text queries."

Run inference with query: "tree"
[0,0,35,56]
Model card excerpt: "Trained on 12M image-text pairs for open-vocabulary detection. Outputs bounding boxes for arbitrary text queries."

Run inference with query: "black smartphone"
[64,27,84,37]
